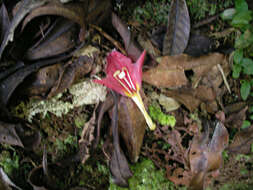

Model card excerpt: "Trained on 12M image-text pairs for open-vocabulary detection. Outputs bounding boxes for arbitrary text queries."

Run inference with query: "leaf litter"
[0,0,251,189]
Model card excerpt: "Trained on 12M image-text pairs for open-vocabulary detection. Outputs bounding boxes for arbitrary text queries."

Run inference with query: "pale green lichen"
[25,80,106,121]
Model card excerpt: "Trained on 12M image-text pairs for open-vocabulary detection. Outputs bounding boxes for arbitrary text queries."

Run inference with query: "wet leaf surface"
[163,0,190,55]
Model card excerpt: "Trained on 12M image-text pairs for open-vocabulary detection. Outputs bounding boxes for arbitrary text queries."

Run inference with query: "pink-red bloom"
[94,50,156,130]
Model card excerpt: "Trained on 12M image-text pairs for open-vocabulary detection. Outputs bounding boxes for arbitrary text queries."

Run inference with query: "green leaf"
[232,64,242,78]
[221,8,236,20]
[241,120,251,129]
[233,49,243,64]
[235,0,248,12]
[235,30,253,49]
[240,80,251,100]
[249,106,253,113]
[250,115,253,120]
[242,58,253,75]
[231,11,252,28]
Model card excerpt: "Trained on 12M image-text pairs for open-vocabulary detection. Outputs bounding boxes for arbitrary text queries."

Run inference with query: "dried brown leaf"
[112,13,142,61]
[0,121,24,147]
[228,125,253,154]
[0,3,10,43]
[25,19,77,60]
[110,91,132,187]
[189,121,229,190]
[0,0,47,59]
[118,95,146,162]
[163,0,190,55]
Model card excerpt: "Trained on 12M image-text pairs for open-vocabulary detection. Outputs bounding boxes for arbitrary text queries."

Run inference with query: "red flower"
[94,50,156,130]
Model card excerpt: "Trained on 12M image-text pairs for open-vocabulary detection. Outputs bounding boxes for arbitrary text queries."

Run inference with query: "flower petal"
[93,76,126,96]
[106,50,133,75]
[133,50,146,87]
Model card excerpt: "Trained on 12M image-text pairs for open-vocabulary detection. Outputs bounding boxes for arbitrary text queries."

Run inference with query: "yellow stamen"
[131,91,156,130]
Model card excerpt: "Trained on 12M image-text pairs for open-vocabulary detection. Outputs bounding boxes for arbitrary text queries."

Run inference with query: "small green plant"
[149,104,176,127]
[133,0,170,27]
[0,151,19,176]
[226,0,253,101]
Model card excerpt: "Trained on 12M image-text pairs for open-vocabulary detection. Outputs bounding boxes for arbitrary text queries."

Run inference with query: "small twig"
[217,63,231,94]
[193,14,219,29]
[209,28,237,38]
[89,24,127,55]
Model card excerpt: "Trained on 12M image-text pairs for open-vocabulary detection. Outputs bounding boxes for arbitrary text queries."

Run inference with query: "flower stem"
[131,91,156,130]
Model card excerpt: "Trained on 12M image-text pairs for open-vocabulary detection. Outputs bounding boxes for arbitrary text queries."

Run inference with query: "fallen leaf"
[189,121,229,190]
[225,106,248,129]
[0,3,10,43]
[143,55,188,88]
[163,0,190,55]
[112,12,142,61]
[228,125,253,154]
[0,0,47,59]
[0,53,73,105]
[118,95,146,162]
[109,91,132,187]
[25,18,78,60]
[0,121,24,147]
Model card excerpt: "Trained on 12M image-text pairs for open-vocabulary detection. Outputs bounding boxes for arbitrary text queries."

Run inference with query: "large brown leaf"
[109,91,132,187]
[118,95,146,163]
[163,0,190,55]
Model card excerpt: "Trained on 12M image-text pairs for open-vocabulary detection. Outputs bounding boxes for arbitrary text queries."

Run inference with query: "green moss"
[149,104,176,127]
[0,151,19,176]
[109,159,185,190]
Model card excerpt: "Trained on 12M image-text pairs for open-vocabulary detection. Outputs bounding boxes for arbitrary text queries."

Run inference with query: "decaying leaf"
[163,0,190,55]
[118,96,146,162]
[25,18,78,60]
[189,121,229,190]
[0,53,73,105]
[78,106,97,163]
[0,0,47,59]
[112,13,142,61]
[228,125,253,154]
[0,121,24,147]
[225,106,248,129]
[0,3,10,43]
[109,91,132,187]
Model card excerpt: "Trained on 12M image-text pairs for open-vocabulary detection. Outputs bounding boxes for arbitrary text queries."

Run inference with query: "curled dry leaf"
[25,18,78,60]
[21,0,87,33]
[0,121,24,147]
[0,3,10,43]
[189,121,229,190]
[228,125,253,154]
[0,0,47,59]
[163,0,190,56]
[111,12,142,61]
[109,91,132,187]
